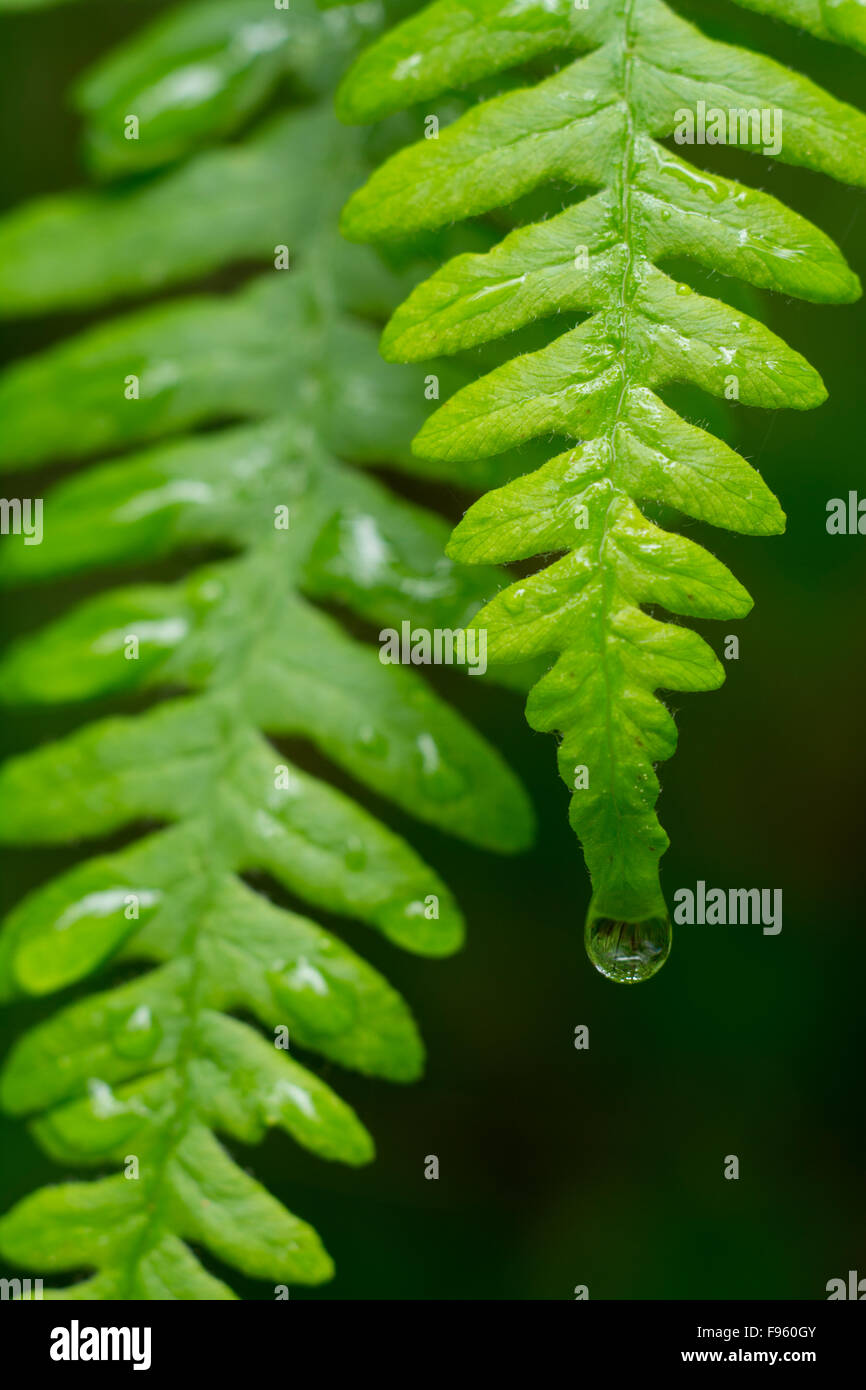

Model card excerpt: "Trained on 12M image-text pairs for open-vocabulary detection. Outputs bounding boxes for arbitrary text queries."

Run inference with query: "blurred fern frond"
[0,0,533,1299]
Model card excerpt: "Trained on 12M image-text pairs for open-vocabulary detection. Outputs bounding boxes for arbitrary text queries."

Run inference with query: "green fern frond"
[338,0,865,981]
[0,0,533,1298]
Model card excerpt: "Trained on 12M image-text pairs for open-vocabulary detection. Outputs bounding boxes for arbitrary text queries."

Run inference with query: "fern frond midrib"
[584,2,648,909]
[112,877,210,1299]
[109,788,254,1296]
[539,0,670,916]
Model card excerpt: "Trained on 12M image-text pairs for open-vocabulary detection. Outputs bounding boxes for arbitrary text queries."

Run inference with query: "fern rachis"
[338,0,866,981]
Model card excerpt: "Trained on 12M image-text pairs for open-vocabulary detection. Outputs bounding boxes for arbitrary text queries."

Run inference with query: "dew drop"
[415,733,466,802]
[585,912,671,984]
[422,764,466,802]
[354,724,388,759]
[266,957,357,1036]
[344,836,367,871]
[109,1004,163,1060]
[87,1077,133,1119]
[536,587,561,615]
[501,585,527,615]
[675,282,692,297]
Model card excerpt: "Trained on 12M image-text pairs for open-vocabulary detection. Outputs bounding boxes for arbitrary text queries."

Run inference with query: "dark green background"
[0,0,863,1299]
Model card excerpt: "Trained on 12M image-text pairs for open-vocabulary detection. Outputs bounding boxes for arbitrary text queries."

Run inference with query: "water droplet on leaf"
[354,724,388,758]
[532,586,560,615]
[422,764,466,801]
[344,837,367,871]
[415,732,466,801]
[110,1004,163,1059]
[266,957,357,1036]
[501,586,527,615]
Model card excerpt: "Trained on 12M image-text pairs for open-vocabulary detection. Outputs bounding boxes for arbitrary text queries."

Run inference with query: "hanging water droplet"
[109,1004,163,1059]
[675,282,692,296]
[585,912,671,983]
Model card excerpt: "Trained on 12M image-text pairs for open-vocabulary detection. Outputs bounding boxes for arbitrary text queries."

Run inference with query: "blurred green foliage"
[1,0,864,1298]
